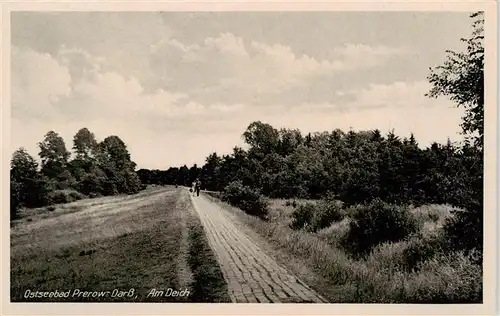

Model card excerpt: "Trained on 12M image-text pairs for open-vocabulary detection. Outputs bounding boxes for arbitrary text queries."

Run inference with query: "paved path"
[189,193,327,303]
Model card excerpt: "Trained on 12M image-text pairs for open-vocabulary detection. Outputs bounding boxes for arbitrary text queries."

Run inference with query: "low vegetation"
[221,180,269,220]
[205,194,482,303]
[11,187,229,302]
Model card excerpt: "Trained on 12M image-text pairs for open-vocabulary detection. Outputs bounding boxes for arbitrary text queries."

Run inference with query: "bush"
[442,207,482,263]
[102,181,119,196]
[10,180,21,220]
[364,241,410,273]
[402,232,445,271]
[310,199,344,232]
[403,251,482,303]
[341,198,418,258]
[222,181,269,219]
[78,173,105,196]
[48,189,87,205]
[124,170,143,194]
[18,177,52,209]
[290,202,315,230]
[290,199,344,232]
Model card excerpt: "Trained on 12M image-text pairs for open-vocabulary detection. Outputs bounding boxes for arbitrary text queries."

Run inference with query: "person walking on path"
[195,178,202,197]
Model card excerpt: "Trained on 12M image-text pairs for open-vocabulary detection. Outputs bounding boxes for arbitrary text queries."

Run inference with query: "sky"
[11,12,473,169]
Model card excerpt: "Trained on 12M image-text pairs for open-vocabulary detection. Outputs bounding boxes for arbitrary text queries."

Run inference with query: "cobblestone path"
[190,193,327,303]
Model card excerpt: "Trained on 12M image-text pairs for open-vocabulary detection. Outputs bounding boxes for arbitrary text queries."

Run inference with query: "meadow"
[205,193,482,303]
[10,186,230,303]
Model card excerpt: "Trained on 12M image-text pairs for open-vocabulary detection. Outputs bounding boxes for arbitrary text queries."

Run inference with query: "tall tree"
[71,128,99,182]
[38,131,74,189]
[243,121,280,158]
[177,165,190,186]
[98,135,140,194]
[201,153,221,191]
[188,164,200,184]
[10,148,48,217]
[427,12,484,254]
[73,128,98,161]
[427,11,484,149]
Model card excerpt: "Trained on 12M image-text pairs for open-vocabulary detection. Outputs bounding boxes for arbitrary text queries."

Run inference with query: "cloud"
[10,13,473,170]
[331,43,408,69]
[333,80,452,110]
[10,45,249,169]
[148,33,407,105]
[11,46,72,121]
[55,46,108,85]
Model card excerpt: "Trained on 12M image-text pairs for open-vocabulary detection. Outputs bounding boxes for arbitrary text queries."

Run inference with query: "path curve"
[189,192,327,303]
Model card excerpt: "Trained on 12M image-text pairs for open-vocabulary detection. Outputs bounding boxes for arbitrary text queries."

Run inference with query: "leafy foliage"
[341,199,418,257]
[427,12,484,149]
[290,202,315,231]
[10,128,144,216]
[222,181,269,219]
[290,199,344,232]
[47,189,87,205]
[10,148,51,218]
[427,12,484,256]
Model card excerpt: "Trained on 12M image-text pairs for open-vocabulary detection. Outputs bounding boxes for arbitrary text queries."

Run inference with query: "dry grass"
[204,194,482,303]
[10,186,229,303]
[410,204,455,234]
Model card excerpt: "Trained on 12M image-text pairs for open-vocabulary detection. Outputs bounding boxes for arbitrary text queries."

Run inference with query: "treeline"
[139,122,482,206]
[10,128,143,219]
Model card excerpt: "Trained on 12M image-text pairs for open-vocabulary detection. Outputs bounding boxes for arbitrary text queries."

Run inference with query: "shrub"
[290,199,344,232]
[124,170,143,194]
[48,189,87,205]
[365,241,410,273]
[403,251,482,303]
[18,177,52,209]
[10,181,21,220]
[442,207,483,263]
[310,199,344,232]
[316,217,351,246]
[290,202,315,230]
[78,173,105,196]
[102,181,119,196]
[402,232,445,271]
[222,181,269,219]
[341,198,418,258]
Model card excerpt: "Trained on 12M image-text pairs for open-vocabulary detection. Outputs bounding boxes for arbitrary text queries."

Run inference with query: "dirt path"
[189,192,327,303]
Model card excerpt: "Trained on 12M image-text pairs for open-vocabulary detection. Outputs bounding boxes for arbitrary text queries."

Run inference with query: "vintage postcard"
[1,1,498,315]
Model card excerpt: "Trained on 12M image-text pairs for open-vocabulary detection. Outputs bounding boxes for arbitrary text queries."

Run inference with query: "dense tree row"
[140,124,481,207]
[10,128,143,219]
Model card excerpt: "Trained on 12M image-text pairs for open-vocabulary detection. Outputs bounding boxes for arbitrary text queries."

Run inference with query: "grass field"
[10,186,230,302]
[204,194,482,303]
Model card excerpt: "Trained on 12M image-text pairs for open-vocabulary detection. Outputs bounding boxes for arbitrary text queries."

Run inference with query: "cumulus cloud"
[11,46,72,120]
[148,32,407,105]
[12,45,247,122]
[331,43,408,69]
[10,45,249,168]
[333,80,451,110]
[10,17,465,169]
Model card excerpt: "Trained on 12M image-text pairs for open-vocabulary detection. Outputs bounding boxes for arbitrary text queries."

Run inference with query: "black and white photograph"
[3,2,497,314]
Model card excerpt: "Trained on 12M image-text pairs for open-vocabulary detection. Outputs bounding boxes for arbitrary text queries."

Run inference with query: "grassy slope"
[204,194,482,303]
[11,187,230,303]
